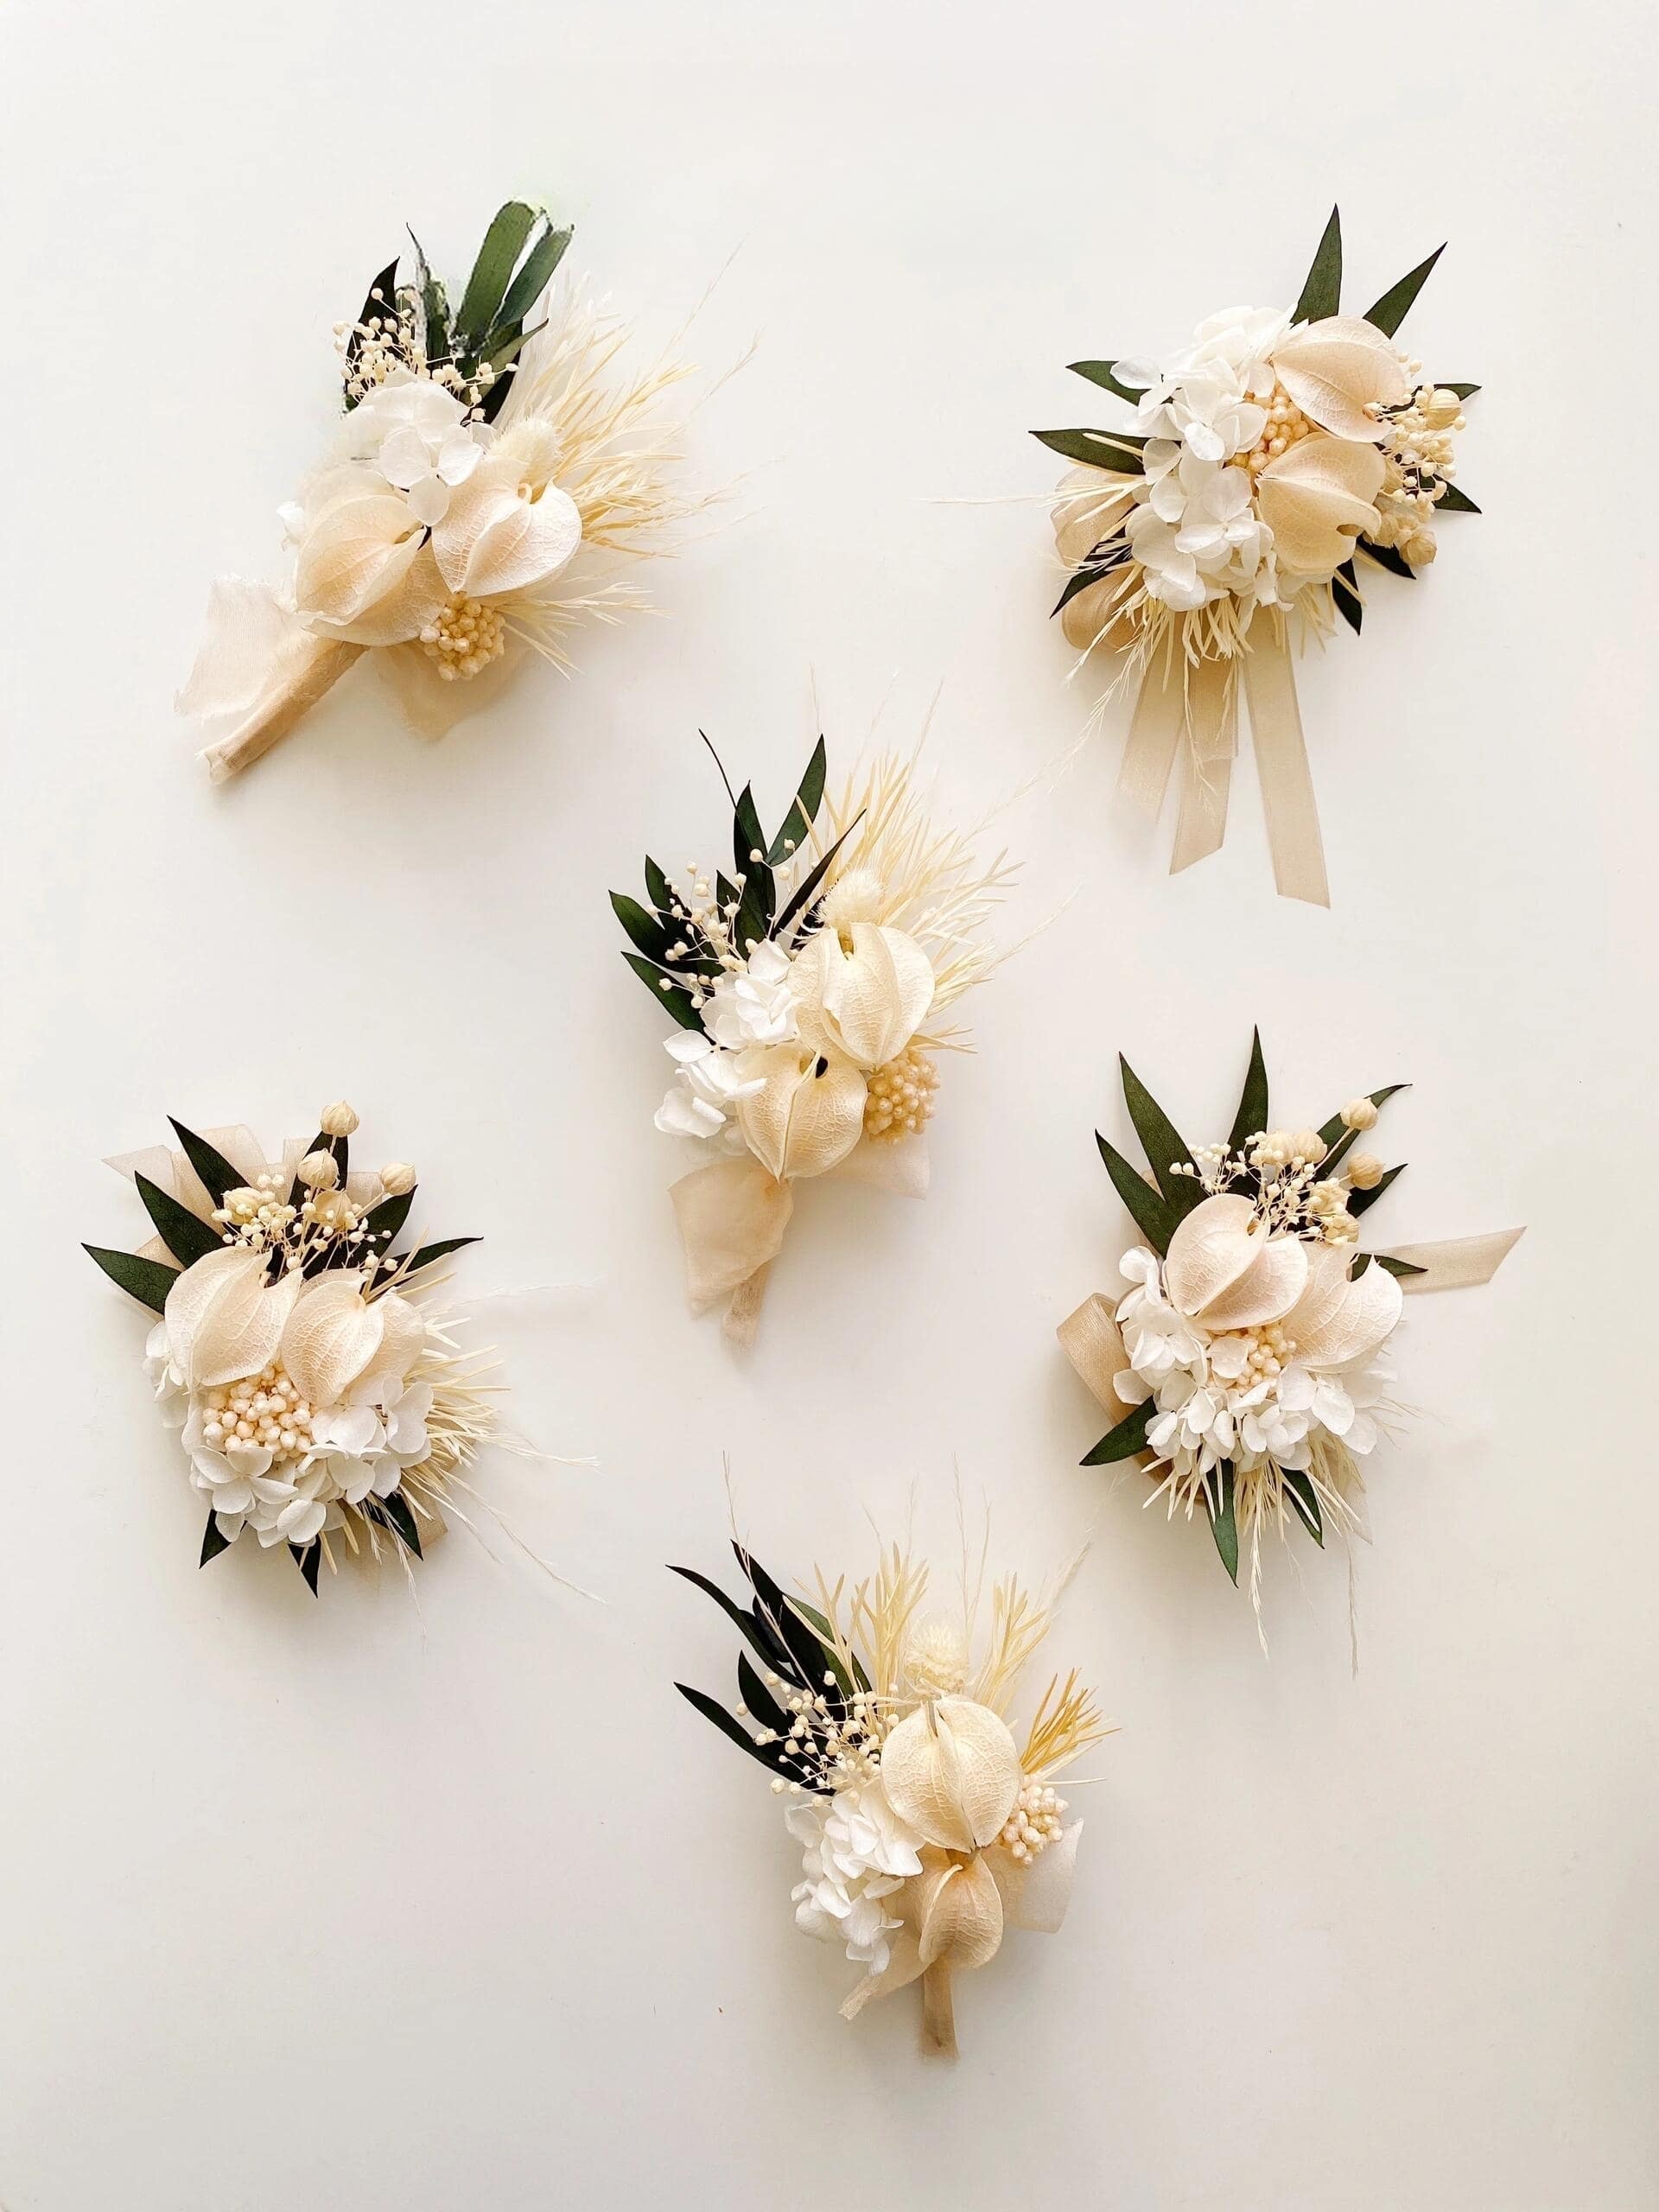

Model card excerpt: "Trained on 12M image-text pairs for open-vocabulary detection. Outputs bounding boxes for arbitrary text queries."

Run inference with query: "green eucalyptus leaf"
[1206,1464,1240,1583]
[453,200,539,352]
[1316,1084,1407,1151]
[1119,1056,1203,1214]
[1358,538,1417,580]
[1283,1470,1324,1545]
[200,1513,233,1567]
[1364,244,1445,337]
[372,1490,423,1558]
[1374,1250,1428,1279]
[496,220,573,335]
[669,1564,795,1677]
[394,1236,481,1278]
[134,1173,221,1268]
[1066,359,1152,403]
[1227,1028,1270,1154]
[1083,1399,1153,1467]
[676,1682,823,1789]
[622,950,703,1032]
[1033,427,1147,474]
[612,890,675,963]
[1349,1162,1405,1217]
[774,819,861,942]
[168,1120,244,1212]
[644,855,675,912]
[1293,206,1343,323]
[1443,382,1479,399]
[1332,561,1363,636]
[1436,482,1480,513]
[736,1650,790,1736]
[1095,1133,1179,1255]
[767,737,827,865]
[292,1541,322,1595]
[85,1244,177,1314]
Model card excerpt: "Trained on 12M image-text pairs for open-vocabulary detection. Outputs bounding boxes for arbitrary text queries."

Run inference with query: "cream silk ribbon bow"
[1059,1229,1526,1413]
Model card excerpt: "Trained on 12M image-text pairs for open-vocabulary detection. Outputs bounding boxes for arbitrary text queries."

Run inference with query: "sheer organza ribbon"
[1119,620,1330,906]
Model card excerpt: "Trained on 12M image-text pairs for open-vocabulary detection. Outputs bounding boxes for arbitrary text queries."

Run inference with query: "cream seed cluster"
[997,1780,1068,1866]
[334,291,499,416]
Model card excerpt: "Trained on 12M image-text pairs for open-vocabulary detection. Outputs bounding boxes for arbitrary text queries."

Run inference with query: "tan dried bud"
[379,1161,416,1197]
[1425,388,1463,429]
[1347,1153,1386,1191]
[1289,1127,1326,1164]
[320,1100,359,1137]
[1340,1096,1378,1132]
[297,1149,339,1192]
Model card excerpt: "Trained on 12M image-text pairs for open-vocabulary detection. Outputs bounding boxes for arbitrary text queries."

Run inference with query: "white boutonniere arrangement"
[1037,208,1479,904]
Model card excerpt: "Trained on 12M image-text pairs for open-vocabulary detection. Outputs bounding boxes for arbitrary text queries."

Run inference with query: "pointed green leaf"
[200,1512,232,1567]
[1095,1133,1179,1255]
[1443,382,1479,399]
[644,855,675,912]
[1066,359,1152,404]
[395,1236,480,1278]
[675,1682,823,1788]
[292,1541,321,1595]
[623,949,702,1031]
[1365,244,1445,337]
[767,737,827,865]
[359,1187,414,1254]
[612,889,675,963]
[85,1244,177,1314]
[1374,1250,1427,1279]
[1054,544,1130,618]
[1317,1084,1408,1153]
[134,1173,221,1268]
[168,1120,244,1212]
[1119,1056,1203,1214]
[343,256,400,408]
[1293,206,1343,323]
[1083,1399,1153,1466]
[1227,1028,1270,1153]
[1033,427,1147,473]
[453,200,539,351]
[1358,537,1417,580]
[1436,481,1480,514]
[371,1490,423,1558]
[775,818,861,941]
[736,1651,789,1737]
[496,219,572,334]
[1332,560,1363,636]
[1349,1162,1405,1217]
[1282,1469,1324,1545]
[1206,1464,1239,1583]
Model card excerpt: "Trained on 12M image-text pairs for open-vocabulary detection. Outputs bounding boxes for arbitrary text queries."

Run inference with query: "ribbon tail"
[1243,621,1329,906]
[668,1156,794,1341]
[1385,1228,1525,1292]
[1058,1294,1133,1414]
[1169,654,1236,876]
[919,1961,958,2059]
[1119,651,1185,819]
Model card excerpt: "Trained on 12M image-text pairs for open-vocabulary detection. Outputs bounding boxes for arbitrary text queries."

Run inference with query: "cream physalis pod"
[182,199,718,781]
[1037,206,1480,904]
[673,1519,1111,2056]
[1058,1032,1523,1639]
[618,733,1015,1345]
[86,1103,567,1599]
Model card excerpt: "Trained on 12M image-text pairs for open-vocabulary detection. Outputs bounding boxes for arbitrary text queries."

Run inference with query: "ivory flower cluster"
[615,738,1012,1340]
[86,1106,490,1591]
[673,1535,1109,2056]
[181,199,707,779]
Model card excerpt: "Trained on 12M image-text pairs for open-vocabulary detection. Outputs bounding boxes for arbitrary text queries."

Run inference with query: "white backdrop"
[2,4,1654,2207]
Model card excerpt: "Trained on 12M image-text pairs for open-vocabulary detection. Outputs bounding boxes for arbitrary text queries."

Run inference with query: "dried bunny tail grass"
[813,750,1019,1015]
[1021,1669,1116,1782]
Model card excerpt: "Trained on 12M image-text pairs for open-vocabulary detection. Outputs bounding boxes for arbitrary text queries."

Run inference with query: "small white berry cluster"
[741,1669,886,1796]
[199,1362,315,1464]
[207,1105,416,1281]
[863,1045,938,1143]
[1169,1095,1388,1248]
[334,290,498,415]
[1371,375,1465,567]
[1238,380,1317,478]
[417,594,507,682]
[1217,1316,1300,1386]
[658,849,798,1001]
[998,1779,1067,1866]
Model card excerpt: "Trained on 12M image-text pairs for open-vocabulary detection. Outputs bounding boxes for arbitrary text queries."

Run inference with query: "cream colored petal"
[1194,1233,1308,1332]
[1288,1254,1403,1368]
[1164,1194,1263,1315]
[162,1247,263,1386]
[293,493,429,630]
[279,1273,385,1408]
[372,635,518,740]
[879,1698,1021,1853]
[1271,315,1411,440]
[735,1046,867,1182]
[315,543,450,648]
[1278,1240,1351,1347]
[914,1852,1005,1972]
[791,924,934,1071]
[346,1291,426,1405]
[169,1249,303,1390]
[431,473,582,598]
[986,1821,1082,1935]
[1256,433,1384,580]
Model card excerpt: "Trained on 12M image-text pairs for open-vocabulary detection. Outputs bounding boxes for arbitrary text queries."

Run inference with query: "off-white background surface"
[2,4,1654,2207]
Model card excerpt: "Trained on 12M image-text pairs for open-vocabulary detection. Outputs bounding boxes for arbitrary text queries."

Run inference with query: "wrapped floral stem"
[182,200,714,780]
[1059,1033,1522,1634]
[1035,207,1479,903]
[614,733,1014,1344]
[672,1519,1110,2057]
[85,1099,558,1594]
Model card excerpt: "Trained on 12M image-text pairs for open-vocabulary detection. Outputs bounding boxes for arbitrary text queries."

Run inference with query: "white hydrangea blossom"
[785,1777,925,1974]
[653,940,801,1142]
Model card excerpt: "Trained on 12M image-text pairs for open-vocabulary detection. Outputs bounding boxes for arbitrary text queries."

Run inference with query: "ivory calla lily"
[1256,433,1385,579]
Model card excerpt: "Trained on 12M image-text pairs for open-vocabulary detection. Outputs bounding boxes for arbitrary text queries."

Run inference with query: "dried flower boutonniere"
[86,1101,524,1593]
[1059,1034,1522,1626]
[182,200,712,781]
[613,735,1013,1344]
[1036,207,1478,904]
[672,1523,1109,2057]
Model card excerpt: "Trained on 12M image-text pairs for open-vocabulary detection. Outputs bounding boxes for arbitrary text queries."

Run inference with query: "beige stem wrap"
[1055,1293,1133,1414]
[920,1961,957,2059]
[668,1154,795,1347]
[1117,622,1329,906]
[200,639,365,784]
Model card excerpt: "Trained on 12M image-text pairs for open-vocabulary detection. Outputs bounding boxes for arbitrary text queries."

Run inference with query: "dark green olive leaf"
[669,1564,795,1675]
[1119,1054,1203,1211]
[741,1549,846,1713]
[644,855,675,912]
[1358,538,1417,580]
[612,890,676,963]
[1332,561,1363,636]
[85,1244,178,1314]
[1206,1464,1240,1583]
[1293,206,1343,323]
[392,1236,481,1279]
[1317,1084,1408,1150]
[496,219,573,335]
[732,782,766,877]
[291,1541,322,1595]
[1436,482,1480,513]
[168,1120,245,1212]
[1283,1470,1324,1545]
[1033,427,1147,474]
[1364,244,1445,337]
[736,1650,789,1736]
[767,736,828,864]
[1095,1133,1179,1255]
[793,1599,871,1692]
[675,1682,826,1789]
[359,1187,415,1252]
[623,950,703,1032]
[1227,1028,1271,1154]
[343,256,400,407]
[372,1490,423,1558]
[774,817,861,942]
[1083,1399,1153,1466]
[452,200,539,352]
[1374,1250,1428,1279]
[1443,382,1480,399]
[134,1173,221,1268]
[200,1512,232,1567]
[1053,542,1130,618]
[1066,359,1152,403]
[1348,1162,1406,1217]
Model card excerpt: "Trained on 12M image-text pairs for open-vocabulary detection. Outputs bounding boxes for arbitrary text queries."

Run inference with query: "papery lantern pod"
[879,1698,1021,1854]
